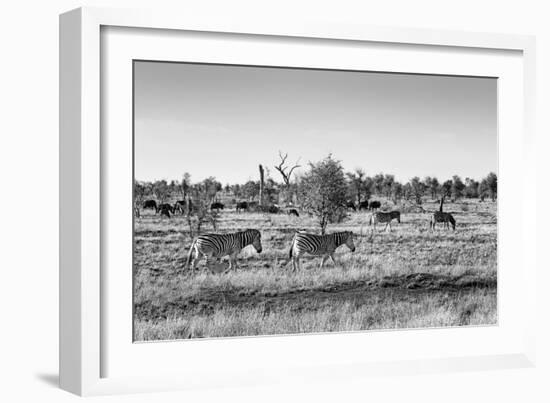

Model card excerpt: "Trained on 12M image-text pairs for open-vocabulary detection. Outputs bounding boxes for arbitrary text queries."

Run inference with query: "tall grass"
[134,199,497,340]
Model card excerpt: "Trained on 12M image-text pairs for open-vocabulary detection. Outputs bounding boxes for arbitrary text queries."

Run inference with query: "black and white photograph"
[133,61,498,341]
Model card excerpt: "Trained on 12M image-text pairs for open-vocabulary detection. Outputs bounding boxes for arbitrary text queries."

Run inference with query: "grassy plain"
[134,200,497,341]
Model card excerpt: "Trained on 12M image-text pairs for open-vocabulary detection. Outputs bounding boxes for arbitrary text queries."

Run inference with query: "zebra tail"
[186,239,197,268]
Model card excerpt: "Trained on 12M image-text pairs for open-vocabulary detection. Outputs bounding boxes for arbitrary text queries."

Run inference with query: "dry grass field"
[133,199,497,341]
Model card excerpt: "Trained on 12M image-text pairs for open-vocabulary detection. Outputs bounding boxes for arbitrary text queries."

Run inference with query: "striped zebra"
[430,211,456,230]
[369,211,401,231]
[186,229,262,272]
[288,231,356,271]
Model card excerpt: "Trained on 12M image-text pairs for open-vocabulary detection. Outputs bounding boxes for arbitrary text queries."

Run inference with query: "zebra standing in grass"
[289,231,356,271]
[430,211,456,230]
[369,211,401,232]
[186,229,262,272]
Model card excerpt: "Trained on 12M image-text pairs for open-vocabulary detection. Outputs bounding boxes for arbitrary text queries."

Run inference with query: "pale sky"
[134,61,497,185]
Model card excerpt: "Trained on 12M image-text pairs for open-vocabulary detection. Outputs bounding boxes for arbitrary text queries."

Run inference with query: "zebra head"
[344,231,356,252]
[248,229,262,253]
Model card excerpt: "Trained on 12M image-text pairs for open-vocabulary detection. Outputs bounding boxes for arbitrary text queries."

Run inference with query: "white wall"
[1,1,548,402]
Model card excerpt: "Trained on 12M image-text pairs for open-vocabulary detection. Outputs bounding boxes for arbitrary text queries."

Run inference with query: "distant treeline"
[135,168,497,206]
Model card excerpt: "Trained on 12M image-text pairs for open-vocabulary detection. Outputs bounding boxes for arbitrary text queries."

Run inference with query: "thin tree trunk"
[259,164,265,206]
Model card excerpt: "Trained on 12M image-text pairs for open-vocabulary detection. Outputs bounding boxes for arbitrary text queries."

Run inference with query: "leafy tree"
[409,176,426,205]
[464,177,479,198]
[263,177,279,204]
[346,168,371,204]
[486,172,497,201]
[300,155,348,234]
[402,182,413,201]
[153,180,170,203]
[423,176,440,199]
[390,181,403,204]
[230,183,242,199]
[187,180,219,236]
[423,176,433,194]
[430,177,440,200]
[451,175,465,200]
[242,180,260,201]
[180,172,191,199]
[383,174,395,198]
[134,181,147,205]
[372,173,385,196]
[200,177,222,202]
[479,172,497,201]
[441,179,453,198]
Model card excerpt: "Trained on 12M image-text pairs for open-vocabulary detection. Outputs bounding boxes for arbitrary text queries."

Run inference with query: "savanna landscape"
[134,183,497,341]
[133,61,498,341]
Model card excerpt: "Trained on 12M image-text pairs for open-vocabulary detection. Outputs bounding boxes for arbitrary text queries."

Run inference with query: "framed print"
[59,7,537,396]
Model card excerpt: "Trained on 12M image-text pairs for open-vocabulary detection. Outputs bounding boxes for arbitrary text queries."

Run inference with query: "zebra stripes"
[186,229,262,272]
[289,231,356,271]
[430,211,456,230]
[369,211,401,231]
[181,205,457,275]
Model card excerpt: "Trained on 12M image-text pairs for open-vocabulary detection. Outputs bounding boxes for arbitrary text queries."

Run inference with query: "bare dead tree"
[274,151,301,187]
[259,164,265,207]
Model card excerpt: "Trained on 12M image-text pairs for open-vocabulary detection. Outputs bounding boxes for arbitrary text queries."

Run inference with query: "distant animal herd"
[135,198,388,219]
[136,197,461,274]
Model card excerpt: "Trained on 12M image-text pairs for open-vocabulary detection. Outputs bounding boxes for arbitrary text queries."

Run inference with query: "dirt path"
[135,272,496,321]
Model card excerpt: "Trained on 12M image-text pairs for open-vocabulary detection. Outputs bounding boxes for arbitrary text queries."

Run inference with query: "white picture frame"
[59,7,537,396]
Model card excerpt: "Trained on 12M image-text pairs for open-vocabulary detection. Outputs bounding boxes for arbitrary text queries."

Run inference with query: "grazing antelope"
[156,203,173,218]
[288,231,356,271]
[368,201,381,210]
[346,201,357,211]
[358,200,370,210]
[210,202,225,211]
[430,211,456,230]
[186,229,262,272]
[142,199,157,211]
[369,211,401,232]
[173,200,187,215]
[288,208,299,217]
[236,201,248,213]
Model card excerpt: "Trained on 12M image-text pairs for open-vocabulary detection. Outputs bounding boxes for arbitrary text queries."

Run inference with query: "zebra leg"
[319,255,329,269]
[227,255,233,270]
[228,252,239,271]
[191,251,202,272]
[329,254,338,267]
